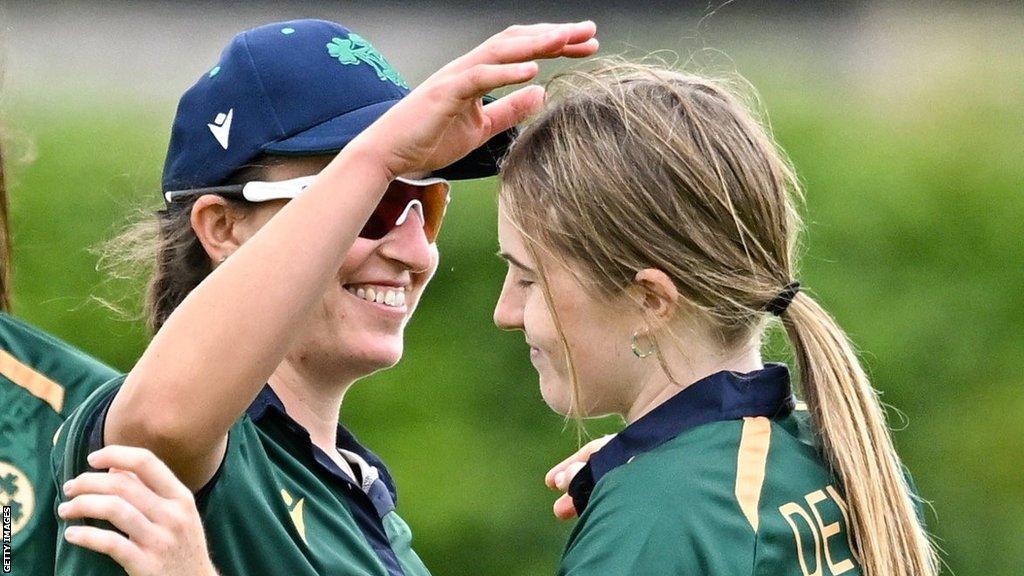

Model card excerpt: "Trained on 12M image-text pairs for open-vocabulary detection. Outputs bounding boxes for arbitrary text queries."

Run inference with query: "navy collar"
[246,385,399,512]
[568,363,795,514]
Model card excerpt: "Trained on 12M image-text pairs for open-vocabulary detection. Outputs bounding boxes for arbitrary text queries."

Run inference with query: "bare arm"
[104,22,600,491]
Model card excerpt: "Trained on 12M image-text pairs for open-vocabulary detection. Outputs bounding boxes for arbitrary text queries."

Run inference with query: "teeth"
[345,284,408,308]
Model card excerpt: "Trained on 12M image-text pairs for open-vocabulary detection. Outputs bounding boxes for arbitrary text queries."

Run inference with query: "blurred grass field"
[2,4,1022,575]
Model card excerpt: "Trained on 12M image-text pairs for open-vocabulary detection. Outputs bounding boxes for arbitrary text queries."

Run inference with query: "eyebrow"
[496,251,535,273]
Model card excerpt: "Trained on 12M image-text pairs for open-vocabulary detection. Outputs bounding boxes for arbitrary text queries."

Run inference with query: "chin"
[539,375,575,417]
[307,333,404,379]
[351,338,405,372]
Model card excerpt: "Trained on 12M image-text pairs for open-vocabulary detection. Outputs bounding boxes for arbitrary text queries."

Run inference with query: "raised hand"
[350,21,599,180]
[59,446,218,576]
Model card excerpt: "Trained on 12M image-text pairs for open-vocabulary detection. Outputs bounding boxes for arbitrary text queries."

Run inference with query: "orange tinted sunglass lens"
[360,179,450,242]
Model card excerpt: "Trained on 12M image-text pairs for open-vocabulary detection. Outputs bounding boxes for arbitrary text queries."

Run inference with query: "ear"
[190,195,249,263]
[631,268,679,325]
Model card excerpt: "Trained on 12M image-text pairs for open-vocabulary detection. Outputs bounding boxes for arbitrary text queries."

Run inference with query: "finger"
[544,434,615,490]
[555,461,586,492]
[450,62,539,101]
[64,470,164,522]
[472,25,596,67]
[546,20,598,51]
[454,22,597,70]
[496,23,564,38]
[481,85,546,135]
[88,445,193,501]
[557,38,600,59]
[553,494,579,520]
[64,525,143,570]
[497,21,597,46]
[58,494,153,542]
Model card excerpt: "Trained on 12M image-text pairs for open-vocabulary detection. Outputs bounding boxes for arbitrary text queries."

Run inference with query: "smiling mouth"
[344,284,408,309]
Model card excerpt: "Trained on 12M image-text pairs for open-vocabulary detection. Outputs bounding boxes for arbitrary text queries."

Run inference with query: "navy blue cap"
[162,19,512,194]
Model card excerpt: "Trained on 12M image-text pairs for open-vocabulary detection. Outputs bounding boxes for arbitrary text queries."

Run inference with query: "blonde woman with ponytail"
[496,61,939,576]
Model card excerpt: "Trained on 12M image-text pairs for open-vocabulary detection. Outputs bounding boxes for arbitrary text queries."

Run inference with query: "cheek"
[523,291,558,347]
[336,238,377,280]
[536,296,634,416]
[525,292,583,415]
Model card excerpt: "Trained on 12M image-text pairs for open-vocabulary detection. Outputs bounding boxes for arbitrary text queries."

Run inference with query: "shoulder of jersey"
[0,312,119,415]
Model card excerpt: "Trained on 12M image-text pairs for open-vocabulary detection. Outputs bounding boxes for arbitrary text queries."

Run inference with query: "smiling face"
[223,156,439,382]
[493,200,645,417]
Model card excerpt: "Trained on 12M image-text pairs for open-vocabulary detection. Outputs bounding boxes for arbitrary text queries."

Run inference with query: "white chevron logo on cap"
[207,109,234,150]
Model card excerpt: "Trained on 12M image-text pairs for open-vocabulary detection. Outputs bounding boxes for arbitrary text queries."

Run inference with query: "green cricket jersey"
[52,376,431,576]
[561,364,867,576]
[0,312,118,576]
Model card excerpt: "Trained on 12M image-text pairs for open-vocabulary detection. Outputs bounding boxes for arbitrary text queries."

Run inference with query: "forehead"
[496,201,528,254]
[262,154,334,181]
[262,154,429,182]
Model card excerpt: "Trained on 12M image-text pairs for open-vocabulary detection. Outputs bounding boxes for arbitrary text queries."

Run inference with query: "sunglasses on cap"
[163,175,451,243]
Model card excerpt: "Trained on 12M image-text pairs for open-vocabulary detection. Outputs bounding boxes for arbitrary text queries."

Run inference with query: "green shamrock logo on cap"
[326,33,409,89]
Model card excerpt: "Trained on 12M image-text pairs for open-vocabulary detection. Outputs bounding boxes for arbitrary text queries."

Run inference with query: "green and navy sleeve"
[51,375,131,576]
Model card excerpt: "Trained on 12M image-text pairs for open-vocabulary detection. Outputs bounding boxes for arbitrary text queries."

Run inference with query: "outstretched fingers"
[449,62,540,101]
[452,21,598,72]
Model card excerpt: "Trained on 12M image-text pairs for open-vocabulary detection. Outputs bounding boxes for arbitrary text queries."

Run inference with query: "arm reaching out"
[105,22,598,491]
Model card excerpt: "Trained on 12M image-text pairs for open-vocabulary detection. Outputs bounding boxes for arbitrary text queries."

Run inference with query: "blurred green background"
[2,2,1022,575]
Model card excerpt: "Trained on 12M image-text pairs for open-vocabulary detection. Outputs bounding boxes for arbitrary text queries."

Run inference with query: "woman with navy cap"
[52,18,598,576]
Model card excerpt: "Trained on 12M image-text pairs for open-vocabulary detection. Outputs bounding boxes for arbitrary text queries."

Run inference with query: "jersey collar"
[245,384,399,513]
[568,363,795,514]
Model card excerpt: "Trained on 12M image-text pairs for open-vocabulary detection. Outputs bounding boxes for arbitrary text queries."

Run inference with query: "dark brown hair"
[98,158,287,333]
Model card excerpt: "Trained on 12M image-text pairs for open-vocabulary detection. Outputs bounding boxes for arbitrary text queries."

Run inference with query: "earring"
[219,255,228,263]
[631,330,656,359]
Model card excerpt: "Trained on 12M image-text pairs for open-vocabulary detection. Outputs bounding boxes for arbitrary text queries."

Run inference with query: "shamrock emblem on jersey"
[0,461,34,535]
[326,34,409,89]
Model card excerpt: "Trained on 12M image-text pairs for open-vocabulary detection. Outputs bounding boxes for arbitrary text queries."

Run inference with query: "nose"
[493,275,524,331]
[378,209,434,273]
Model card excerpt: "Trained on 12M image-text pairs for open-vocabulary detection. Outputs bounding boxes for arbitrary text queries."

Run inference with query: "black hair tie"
[765,281,801,316]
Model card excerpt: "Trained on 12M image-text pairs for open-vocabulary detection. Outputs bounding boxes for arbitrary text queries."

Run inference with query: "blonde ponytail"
[782,292,939,576]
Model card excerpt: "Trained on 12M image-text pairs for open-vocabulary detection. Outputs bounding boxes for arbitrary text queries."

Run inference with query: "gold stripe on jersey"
[0,348,65,412]
[735,416,772,531]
